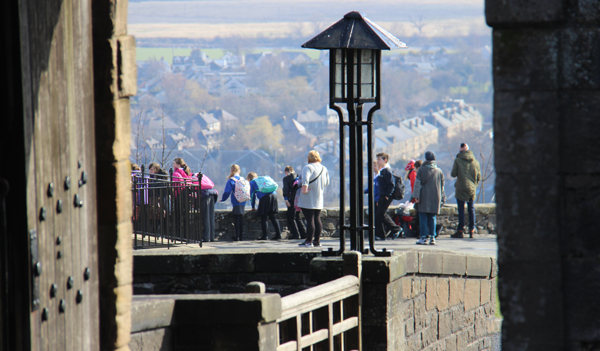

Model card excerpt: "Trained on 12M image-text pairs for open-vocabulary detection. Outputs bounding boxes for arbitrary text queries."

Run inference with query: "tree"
[233,116,282,155]
[131,108,150,166]
[409,15,427,35]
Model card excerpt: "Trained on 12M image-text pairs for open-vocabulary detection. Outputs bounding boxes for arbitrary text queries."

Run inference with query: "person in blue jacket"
[220,164,247,241]
[248,172,282,240]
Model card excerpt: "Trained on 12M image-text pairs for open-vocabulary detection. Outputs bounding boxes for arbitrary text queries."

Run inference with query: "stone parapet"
[211,203,496,241]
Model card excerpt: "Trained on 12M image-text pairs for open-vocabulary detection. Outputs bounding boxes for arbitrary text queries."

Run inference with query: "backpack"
[287,176,300,205]
[233,177,251,202]
[392,173,405,200]
[253,176,278,195]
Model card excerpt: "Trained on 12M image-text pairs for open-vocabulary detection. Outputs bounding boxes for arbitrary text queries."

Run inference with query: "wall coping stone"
[311,251,497,284]
[132,294,282,327]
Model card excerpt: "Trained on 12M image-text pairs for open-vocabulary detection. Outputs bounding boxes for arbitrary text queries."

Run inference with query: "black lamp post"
[302,11,407,256]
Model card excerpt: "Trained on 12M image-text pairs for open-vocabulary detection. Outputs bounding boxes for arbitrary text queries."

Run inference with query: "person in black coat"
[375,153,401,240]
[282,166,306,240]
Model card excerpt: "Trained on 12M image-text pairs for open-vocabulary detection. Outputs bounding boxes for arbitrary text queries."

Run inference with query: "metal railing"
[131,171,202,248]
[276,275,360,351]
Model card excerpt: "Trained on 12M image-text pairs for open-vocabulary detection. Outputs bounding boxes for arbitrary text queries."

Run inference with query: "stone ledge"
[131,297,175,333]
[134,253,255,274]
[134,294,282,326]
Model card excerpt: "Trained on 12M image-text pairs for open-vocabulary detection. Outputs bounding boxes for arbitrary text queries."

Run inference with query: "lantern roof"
[302,11,408,50]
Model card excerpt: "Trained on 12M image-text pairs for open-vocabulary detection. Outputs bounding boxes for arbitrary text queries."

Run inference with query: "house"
[290,110,328,134]
[222,77,247,96]
[316,104,345,128]
[278,51,312,65]
[281,117,317,149]
[371,117,439,164]
[145,115,182,138]
[208,108,239,130]
[195,111,221,133]
[421,99,483,141]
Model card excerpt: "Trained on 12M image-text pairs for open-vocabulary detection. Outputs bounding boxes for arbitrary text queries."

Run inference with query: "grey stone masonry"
[487,0,600,349]
[311,252,499,351]
[212,204,496,241]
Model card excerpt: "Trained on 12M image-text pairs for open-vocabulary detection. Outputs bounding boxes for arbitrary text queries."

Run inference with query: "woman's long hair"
[228,164,241,179]
[173,157,191,176]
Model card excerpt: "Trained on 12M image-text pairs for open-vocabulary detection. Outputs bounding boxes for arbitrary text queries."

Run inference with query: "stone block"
[361,284,389,326]
[130,297,175,333]
[129,328,172,351]
[499,261,564,347]
[464,279,481,311]
[426,278,437,311]
[255,252,317,273]
[419,252,443,274]
[451,307,466,334]
[414,295,427,331]
[361,255,407,283]
[134,253,255,275]
[565,0,600,23]
[491,258,498,278]
[485,0,563,26]
[436,278,449,311]
[406,317,415,336]
[411,277,421,297]
[117,35,137,98]
[407,332,423,351]
[439,310,452,339]
[444,334,457,351]
[457,329,468,350]
[563,259,600,341]
[402,276,412,299]
[406,251,419,273]
[494,91,560,174]
[495,174,561,261]
[560,28,600,89]
[480,279,492,305]
[492,29,559,91]
[466,256,492,277]
[449,278,465,307]
[402,299,415,321]
[561,92,600,174]
[442,254,466,276]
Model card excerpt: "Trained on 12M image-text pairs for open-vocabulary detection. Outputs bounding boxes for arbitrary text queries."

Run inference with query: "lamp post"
[302,11,407,256]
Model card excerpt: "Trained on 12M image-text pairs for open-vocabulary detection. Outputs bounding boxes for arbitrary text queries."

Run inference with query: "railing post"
[343,251,362,351]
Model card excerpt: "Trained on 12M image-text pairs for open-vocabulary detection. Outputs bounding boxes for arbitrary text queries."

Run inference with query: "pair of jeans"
[375,196,399,239]
[286,206,306,238]
[301,208,322,243]
[201,195,215,242]
[456,199,475,232]
[418,212,437,239]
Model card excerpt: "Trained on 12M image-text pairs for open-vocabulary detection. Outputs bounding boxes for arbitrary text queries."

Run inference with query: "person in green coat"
[412,151,445,245]
[450,143,481,238]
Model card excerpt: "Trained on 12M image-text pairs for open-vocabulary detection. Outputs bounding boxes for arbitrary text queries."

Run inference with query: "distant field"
[128,0,489,40]
[136,47,322,63]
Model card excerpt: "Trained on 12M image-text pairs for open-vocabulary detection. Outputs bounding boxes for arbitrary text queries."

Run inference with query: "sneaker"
[429,237,436,245]
[416,238,428,245]
[312,241,322,247]
[469,229,475,238]
[389,228,403,240]
[451,230,464,239]
[298,241,313,247]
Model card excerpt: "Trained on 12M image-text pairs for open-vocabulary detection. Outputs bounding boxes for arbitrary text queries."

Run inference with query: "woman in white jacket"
[297,150,330,248]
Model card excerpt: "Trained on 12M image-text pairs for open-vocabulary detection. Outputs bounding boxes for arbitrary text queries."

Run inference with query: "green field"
[136,47,321,63]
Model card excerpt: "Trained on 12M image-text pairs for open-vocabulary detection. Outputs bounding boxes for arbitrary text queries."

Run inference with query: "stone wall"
[486,0,600,348]
[311,252,500,351]
[133,251,500,350]
[211,203,496,241]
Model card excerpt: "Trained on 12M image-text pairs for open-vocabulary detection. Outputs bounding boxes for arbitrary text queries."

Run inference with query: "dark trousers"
[234,214,244,240]
[286,206,306,239]
[201,195,215,242]
[457,199,475,232]
[375,196,399,239]
[260,213,281,239]
[301,208,322,243]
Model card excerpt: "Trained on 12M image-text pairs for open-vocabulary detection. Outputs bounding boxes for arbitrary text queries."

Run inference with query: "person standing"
[450,143,481,239]
[375,153,401,241]
[200,174,218,242]
[297,150,330,248]
[248,172,282,240]
[412,151,445,245]
[283,166,306,240]
[220,164,248,241]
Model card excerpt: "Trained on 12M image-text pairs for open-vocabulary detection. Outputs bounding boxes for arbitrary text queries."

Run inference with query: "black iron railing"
[131,170,202,248]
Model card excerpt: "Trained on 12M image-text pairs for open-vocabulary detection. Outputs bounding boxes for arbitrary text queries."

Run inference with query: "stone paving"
[133,234,498,258]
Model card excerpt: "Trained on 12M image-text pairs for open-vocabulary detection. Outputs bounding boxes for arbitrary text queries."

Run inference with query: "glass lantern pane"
[335,64,343,84]
[361,63,373,84]
[361,50,373,64]
[335,83,342,99]
[335,49,342,64]
[361,84,373,98]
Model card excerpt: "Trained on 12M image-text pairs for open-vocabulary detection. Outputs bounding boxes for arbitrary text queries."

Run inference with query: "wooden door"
[18,0,100,349]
